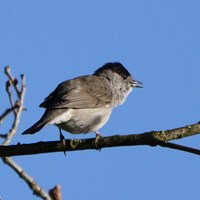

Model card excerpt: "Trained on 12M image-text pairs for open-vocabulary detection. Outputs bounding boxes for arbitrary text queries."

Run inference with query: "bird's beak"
[131,80,143,88]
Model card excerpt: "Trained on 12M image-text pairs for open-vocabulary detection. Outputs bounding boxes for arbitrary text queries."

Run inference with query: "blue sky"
[1,1,200,199]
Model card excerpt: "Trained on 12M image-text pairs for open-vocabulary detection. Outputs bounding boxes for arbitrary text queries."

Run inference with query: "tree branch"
[1,66,52,200]
[0,105,18,124]
[0,122,200,157]
[2,73,26,145]
[4,66,21,98]
[2,157,52,200]
[157,141,200,155]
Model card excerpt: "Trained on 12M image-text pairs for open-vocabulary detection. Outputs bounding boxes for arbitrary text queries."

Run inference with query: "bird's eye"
[122,74,127,79]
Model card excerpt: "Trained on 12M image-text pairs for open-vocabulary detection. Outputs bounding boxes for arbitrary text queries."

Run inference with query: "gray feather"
[39,75,113,109]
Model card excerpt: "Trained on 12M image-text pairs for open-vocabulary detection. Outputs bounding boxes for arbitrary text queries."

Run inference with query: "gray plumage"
[22,62,142,136]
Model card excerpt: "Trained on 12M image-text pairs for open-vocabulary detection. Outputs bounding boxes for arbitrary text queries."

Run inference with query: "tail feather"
[22,109,65,135]
[22,119,47,135]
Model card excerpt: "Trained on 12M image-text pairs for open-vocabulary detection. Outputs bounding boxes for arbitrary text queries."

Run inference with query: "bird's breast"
[55,107,113,134]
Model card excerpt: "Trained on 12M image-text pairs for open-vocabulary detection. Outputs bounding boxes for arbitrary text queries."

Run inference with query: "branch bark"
[1,122,200,157]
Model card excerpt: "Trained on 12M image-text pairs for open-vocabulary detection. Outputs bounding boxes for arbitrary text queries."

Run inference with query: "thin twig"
[2,74,26,145]
[4,66,21,98]
[0,104,19,124]
[157,141,200,156]
[0,133,7,139]
[5,80,17,115]
[1,66,52,200]
[2,157,52,200]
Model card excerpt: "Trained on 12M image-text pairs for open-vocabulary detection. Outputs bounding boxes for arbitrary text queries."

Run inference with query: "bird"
[22,62,142,141]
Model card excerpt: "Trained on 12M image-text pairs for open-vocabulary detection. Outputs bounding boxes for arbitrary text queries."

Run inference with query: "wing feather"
[40,75,112,109]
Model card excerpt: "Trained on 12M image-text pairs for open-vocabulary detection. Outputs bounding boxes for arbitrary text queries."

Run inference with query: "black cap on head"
[94,62,131,77]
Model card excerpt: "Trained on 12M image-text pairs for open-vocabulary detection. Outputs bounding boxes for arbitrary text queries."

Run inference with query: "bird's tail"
[22,118,47,135]
[22,110,53,135]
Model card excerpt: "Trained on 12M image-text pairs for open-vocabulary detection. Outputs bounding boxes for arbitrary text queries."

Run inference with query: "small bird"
[22,62,142,140]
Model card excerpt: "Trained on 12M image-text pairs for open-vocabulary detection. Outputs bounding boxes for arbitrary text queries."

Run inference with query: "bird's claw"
[95,131,102,151]
[59,128,66,156]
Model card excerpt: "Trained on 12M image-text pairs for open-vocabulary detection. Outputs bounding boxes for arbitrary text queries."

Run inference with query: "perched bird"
[22,62,142,140]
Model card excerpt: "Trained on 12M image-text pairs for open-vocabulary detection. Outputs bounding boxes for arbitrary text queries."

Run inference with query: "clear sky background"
[1,1,200,199]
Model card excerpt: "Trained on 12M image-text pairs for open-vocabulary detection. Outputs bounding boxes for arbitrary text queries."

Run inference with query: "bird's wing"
[39,75,113,109]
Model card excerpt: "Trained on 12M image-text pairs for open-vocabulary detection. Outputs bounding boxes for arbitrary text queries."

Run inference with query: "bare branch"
[1,66,52,200]
[5,80,17,115]
[2,74,26,145]
[157,141,200,155]
[0,122,200,157]
[2,157,52,200]
[0,105,19,124]
[151,123,200,141]
[0,134,7,139]
[4,66,21,98]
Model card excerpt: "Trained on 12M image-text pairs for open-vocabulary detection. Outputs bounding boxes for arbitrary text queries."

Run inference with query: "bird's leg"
[59,128,65,141]
[59,128,66,155]
[95,131,102,148]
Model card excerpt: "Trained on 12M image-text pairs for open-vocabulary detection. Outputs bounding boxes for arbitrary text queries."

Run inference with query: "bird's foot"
[59,128,66,156]
[95,131,102,150]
